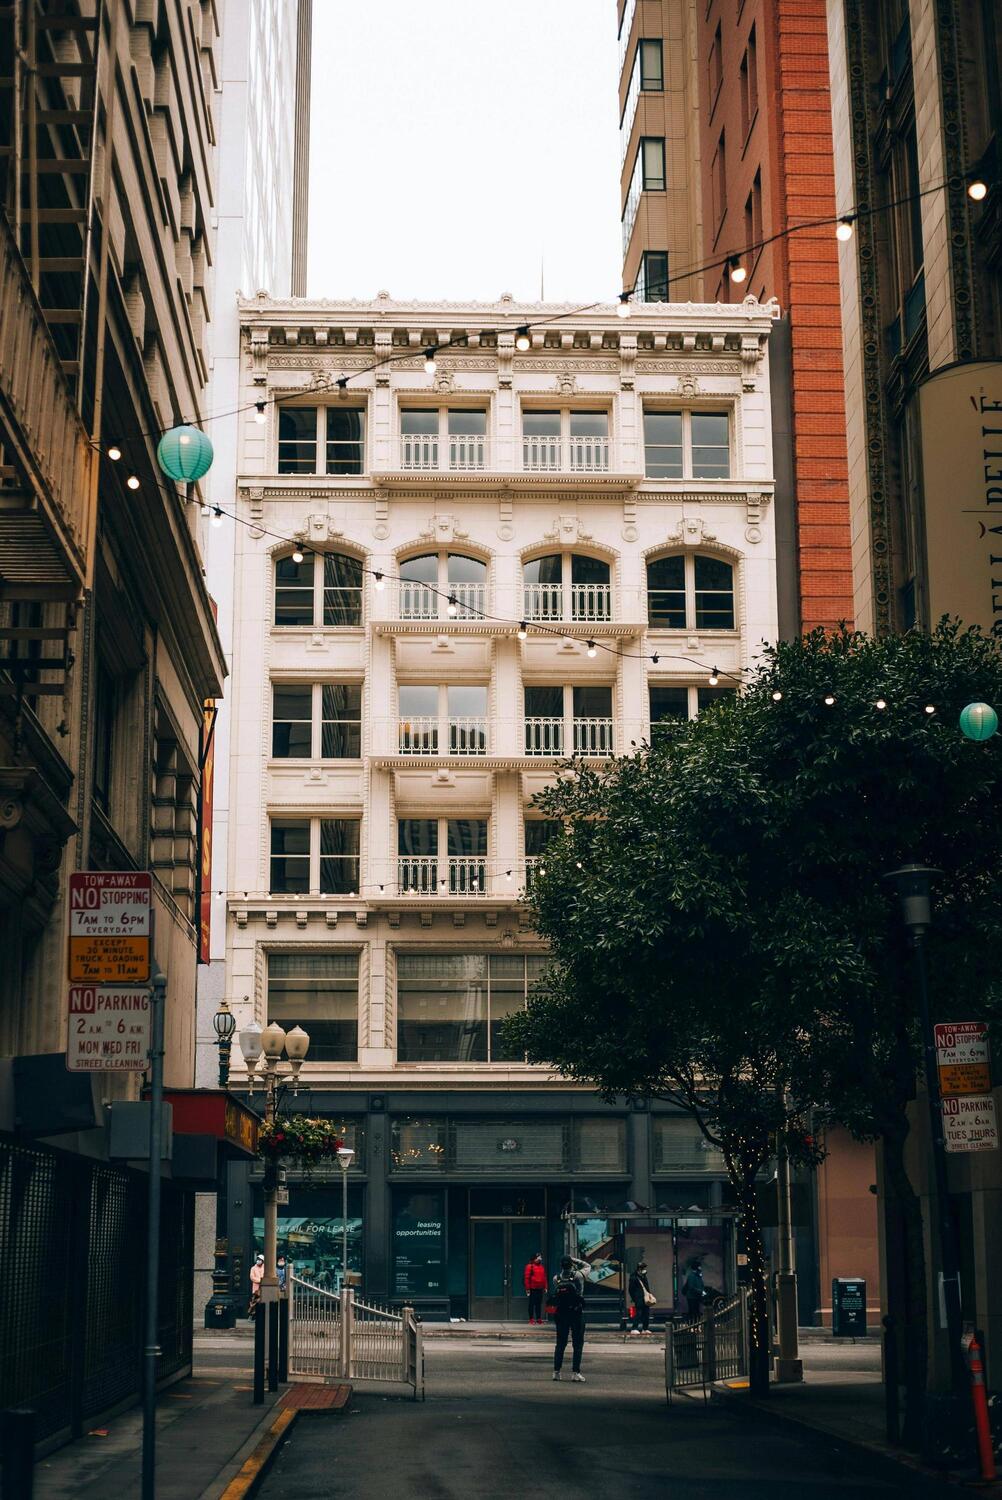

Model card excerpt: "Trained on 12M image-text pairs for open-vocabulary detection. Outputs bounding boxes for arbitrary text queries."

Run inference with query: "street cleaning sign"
[934,1022,991,1097]
[942,1094,999,1154]
[68,872,152,982]
[67,986,151,1071]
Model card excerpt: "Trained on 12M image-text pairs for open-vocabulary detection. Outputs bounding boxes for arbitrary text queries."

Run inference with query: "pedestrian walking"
[276,1254,287,1292]
[550,1255,586,1382]
[248,1252,264,1316]
[524,1251,548,1324]
[628,1260,655,1334]
[681,1258,705,1321]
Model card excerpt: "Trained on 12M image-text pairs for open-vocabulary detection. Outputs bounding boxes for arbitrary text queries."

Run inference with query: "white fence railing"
[522,583,612,622]
[573,716,614,755]
[521,435,611,472]
[396,580,487,620]
[289,1275,423,1399]
[397,716,488,755]
[524,716,564,756]
[523,717,614,757]
[398,856,489,895]
[398,433,489,471]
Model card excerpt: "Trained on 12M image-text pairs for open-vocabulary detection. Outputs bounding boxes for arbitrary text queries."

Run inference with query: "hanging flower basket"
[258,1115,343,1172]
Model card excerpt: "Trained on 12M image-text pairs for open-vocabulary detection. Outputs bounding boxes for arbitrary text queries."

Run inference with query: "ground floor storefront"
[221,1090,783,1322]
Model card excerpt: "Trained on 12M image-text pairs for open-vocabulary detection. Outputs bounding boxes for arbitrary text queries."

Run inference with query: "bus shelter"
[563,1208,739,1324]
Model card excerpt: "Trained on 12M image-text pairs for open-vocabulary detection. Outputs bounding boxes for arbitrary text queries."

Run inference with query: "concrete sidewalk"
[32,1373,282,1500]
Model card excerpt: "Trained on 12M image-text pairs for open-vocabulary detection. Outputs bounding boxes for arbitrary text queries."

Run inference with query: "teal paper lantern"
[156,424,214,483]
[959,702,999,741]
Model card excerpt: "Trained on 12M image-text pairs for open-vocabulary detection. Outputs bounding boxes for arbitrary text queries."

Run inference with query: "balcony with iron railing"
[524,717,614,757]
[522,583,612,624]
[385,431,622,480]
[0,212,93,596]
[521,434,611,473]
[398,856,489,896]
[398,716,488,756]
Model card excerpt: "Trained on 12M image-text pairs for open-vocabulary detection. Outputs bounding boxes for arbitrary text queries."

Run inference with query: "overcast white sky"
[306,0,622,303]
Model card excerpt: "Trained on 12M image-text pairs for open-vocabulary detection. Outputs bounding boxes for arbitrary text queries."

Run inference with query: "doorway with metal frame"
[469,1218,545,1319]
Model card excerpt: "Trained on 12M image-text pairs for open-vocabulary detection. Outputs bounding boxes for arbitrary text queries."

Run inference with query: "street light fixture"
[337,1144,355,1292]
[883,865,967,1398]
[212,1000,237,1088]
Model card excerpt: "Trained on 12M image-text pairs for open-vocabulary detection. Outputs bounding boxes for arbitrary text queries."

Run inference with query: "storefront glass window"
[391,1116,448,1170]
[253,1183,363,1291]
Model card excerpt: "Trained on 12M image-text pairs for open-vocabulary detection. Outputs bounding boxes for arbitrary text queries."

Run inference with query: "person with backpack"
[550,1255,586,1381]
[523,1251,548,1324]
[681,1258,705,1320]
[628,1259,655,1334]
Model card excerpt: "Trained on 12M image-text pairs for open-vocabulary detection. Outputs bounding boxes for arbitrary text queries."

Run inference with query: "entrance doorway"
[470,1218,544,1320]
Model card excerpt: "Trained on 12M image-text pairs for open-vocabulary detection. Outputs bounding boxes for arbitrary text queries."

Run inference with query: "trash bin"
[831,1278,867,1337]
[204,1295,238,1330]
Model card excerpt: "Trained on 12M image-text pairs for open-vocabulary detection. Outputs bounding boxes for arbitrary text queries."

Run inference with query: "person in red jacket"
[524,1252,548,1323]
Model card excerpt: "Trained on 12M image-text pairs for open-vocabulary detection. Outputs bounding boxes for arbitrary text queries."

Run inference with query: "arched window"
[646,553,734,630]
[274,551,363,627]
[522,552,611,622]
[398,551,488,620]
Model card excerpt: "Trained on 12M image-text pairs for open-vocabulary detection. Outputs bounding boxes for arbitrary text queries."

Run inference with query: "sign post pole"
[142,969,166,1500]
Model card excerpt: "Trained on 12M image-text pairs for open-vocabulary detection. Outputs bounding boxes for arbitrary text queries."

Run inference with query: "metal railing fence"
[665,1289,748,1405]
[288,1275,423,1399]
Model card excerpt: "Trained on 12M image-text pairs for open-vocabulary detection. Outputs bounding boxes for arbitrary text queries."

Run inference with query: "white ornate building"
[219,291,779,1318]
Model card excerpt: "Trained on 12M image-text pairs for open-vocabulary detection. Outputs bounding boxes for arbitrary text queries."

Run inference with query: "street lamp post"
[212,999,236,1087]
[237,1019,309,1398]
[884,865,967,1398]
[337,1144,355,1291]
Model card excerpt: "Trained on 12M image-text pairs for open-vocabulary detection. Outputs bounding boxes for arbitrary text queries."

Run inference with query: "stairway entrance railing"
[664,1289,748,1405]
[288,1275,424,1400]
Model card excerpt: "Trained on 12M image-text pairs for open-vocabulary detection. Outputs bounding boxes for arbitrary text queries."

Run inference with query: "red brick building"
[619,0,855,632]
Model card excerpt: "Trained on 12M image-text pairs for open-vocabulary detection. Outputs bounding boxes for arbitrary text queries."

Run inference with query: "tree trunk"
[882,1115,928,1448]
[736,1173,771,1396]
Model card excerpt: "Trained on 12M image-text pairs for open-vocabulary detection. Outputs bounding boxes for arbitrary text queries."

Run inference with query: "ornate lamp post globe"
[212,1000,237,1087]
[959,702,999,741]
[156,424,214,483]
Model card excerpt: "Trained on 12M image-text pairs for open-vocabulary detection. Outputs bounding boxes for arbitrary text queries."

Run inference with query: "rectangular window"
[322,553,363,626]
[644,411,683,478]
[277,407,318,473]
[697,685,737,713]
[622,149,643,252]
[640,250,669,302]
[691,413,730,478]
[694,555,736,628]
[396,953,542,1064]
[649,685,689,730]
[712,131,726,227]
[709,22,723,104]
[272,685,313,757]
[270,820,310,893]
[326,408,365,475]
[275,555,315,626]
[640,38,663,90]
[525,820,560,857]
[321,684,362,758]
[319,819,360,895]
[268,951,359,1062]
[641,136,665,191]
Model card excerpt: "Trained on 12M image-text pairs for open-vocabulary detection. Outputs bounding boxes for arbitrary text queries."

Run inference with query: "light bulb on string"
[127,475,140,490]
[515,326,531,351]
[728,257,747,284]
[835,216,855,241]
[336,376,349,390]
[875,698,887,711]
[211,507,224,527]
[423,347,438,375]
[254,402,267,424]
[505,870,513,882]
[292,546,304,564]
[107,445,122,461]
[446,595,458,618]
[373,571,385,591]
[823,693,836,707]
[708,668,719,686]
[617,292,632,318]
[924,704,936,715]
[771,690,783,702]
[516,621,528,642]
[968,177,988,201]
[586,640,597,658]
[651,653,659,665]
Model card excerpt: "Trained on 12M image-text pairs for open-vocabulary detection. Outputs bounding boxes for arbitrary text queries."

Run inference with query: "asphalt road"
[256,1340,946,1500]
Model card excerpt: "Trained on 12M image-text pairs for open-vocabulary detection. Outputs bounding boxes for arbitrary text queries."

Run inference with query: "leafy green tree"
[506,623,1002,1423]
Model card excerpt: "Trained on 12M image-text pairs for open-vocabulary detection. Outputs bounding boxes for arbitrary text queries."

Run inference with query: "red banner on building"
[199,699,215,963]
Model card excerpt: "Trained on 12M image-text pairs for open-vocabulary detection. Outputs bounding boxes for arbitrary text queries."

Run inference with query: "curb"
[213,1407,298,1500]
[710,1381,1002,1493]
